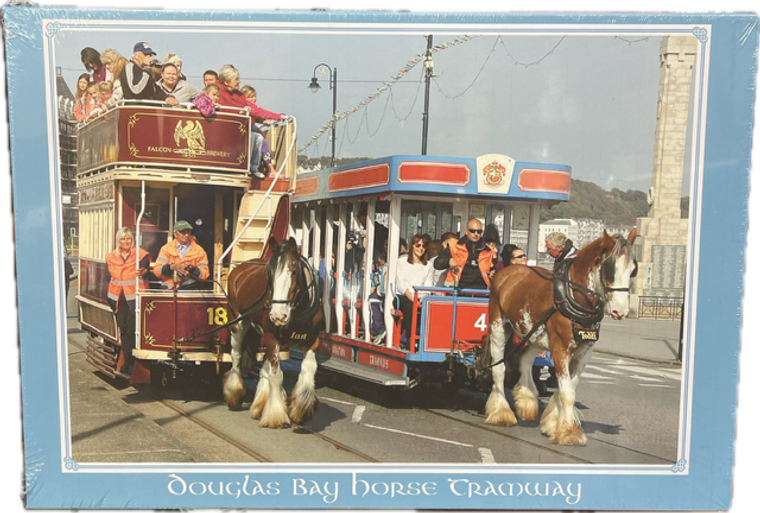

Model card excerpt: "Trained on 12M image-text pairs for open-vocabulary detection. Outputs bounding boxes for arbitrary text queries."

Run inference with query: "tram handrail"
[74,100,260,127]
[215,116,298,285]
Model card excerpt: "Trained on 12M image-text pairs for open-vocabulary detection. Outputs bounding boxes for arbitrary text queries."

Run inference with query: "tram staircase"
[231,190,284,263]
[225,121,297,274]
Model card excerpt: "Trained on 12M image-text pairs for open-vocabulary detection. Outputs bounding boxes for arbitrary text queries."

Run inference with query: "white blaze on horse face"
[270,259,293,326]
[607,254,634,320]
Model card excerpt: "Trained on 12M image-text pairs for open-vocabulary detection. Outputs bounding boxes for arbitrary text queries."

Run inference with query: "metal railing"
[638,296,683,321]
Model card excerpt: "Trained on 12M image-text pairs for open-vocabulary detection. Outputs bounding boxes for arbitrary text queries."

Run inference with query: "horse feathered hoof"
[551,423,587,446]
[484,391,517,426]
[287,395,320,426]
[222,370,246,411]
[512,385,539,421]
[258,406,291,428]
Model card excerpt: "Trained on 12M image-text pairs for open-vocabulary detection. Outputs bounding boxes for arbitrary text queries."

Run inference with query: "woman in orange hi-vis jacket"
[106,226,151,374]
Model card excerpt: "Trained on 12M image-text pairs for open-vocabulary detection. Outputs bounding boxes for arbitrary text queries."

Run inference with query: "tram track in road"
[70,335,378,463]
[416,403,675,464]
[415,407,594,464]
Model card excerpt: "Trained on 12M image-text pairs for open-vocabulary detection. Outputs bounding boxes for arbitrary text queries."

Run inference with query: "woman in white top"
[395,233,434,350]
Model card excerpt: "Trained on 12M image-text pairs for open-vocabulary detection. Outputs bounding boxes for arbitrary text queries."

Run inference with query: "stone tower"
[634,35,698,302]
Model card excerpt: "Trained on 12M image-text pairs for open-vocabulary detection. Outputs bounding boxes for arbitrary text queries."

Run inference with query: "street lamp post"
[308,63,338,167]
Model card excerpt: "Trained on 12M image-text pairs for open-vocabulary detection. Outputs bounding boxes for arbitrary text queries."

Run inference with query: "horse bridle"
[265,251,320,314]
[601,253,638,294]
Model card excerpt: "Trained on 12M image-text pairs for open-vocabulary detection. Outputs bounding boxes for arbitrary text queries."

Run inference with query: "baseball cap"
[173,220,193,232]
[133,42,156,56]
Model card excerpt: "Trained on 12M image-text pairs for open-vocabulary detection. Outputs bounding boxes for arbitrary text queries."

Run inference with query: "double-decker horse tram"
[76,100,297,384]
[290,154,571,392]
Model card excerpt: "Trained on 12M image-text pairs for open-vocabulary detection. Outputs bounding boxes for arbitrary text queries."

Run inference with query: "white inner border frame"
[42,18,710,476]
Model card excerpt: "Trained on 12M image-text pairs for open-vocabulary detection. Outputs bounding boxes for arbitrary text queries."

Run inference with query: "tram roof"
[292,154,571,203]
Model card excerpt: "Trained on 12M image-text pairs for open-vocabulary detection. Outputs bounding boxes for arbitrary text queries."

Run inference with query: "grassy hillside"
[541,179,651,225]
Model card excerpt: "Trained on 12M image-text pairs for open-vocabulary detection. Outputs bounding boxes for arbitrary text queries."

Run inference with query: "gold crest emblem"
[482,160,507,187]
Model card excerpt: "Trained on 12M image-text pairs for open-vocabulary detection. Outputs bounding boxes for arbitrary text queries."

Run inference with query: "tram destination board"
[4,6,758,512]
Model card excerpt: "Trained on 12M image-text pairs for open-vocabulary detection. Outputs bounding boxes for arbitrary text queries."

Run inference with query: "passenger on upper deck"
[192,84,220,118]
[216,65,288,178]
[203,70,218,87]
[73,74,92,122]
[156,220,210,290]
[100,49,129,109]
[433,219,497,289]
[157,62,200,103]
[121,42,179,106]
[80,47,108,83]
[241,85,276,178]
[162,53,187,81]
[74,83,99,123]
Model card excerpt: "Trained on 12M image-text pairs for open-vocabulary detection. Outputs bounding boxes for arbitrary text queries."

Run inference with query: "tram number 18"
[207,307,229,326]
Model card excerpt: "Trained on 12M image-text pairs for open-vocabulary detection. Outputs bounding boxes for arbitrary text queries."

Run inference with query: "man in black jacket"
[546,231,578,273]
[121,42,178,105]
[433,219,496,289]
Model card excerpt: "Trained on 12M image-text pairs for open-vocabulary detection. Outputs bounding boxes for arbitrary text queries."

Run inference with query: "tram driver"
[433,218,497,289]
[156,220,210,290]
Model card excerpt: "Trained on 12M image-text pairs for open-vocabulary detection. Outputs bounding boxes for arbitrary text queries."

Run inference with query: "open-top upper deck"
[292,154,572,203]
[77,104,252,176]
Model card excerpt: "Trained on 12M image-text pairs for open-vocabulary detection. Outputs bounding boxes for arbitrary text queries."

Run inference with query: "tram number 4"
[207,307,229,326]
[474,313,488,332]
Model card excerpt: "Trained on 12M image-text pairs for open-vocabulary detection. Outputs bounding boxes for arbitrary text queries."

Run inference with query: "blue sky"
[55,26,661,192]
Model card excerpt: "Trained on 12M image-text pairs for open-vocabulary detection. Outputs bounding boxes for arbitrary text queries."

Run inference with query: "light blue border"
[5,7,757,510]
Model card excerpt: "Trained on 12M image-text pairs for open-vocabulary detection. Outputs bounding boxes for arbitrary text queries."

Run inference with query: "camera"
[347,230,361,247]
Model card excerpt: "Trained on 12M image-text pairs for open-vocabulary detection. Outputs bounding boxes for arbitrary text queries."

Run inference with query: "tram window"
[122,186,170,261]
[400,199,454,242]
[506,204,530,249]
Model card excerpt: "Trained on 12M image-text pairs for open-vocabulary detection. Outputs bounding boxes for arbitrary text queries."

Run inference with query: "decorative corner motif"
[671,459,687,472]
[128,114,140,128]
[237,122,247,135]
[692,27,708,43]
[238,153,247,165]
[129,143,139,157]
[144,301,156,315]
[64,456,79,471]
[45,22,62,38]
[145,333,156,346]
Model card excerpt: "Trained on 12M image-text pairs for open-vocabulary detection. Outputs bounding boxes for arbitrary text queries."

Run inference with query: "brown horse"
[485,229,637,445]
[223,237,323,428]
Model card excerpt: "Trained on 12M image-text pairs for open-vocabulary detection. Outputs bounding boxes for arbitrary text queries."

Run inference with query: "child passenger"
[242,85,277,178]
[191,83,220,118]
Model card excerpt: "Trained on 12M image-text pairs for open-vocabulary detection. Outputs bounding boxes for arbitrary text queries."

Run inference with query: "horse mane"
[573,232,633,271]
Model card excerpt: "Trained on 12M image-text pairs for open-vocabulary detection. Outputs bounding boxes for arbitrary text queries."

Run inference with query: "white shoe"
[252,170,266,179]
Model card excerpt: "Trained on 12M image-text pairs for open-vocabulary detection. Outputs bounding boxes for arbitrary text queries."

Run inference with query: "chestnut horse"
[223,237,323,428]
[486,229,637,445]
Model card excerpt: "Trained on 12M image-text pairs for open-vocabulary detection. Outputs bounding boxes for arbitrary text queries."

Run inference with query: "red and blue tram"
[76,101,295,383]
[290,154,570,390]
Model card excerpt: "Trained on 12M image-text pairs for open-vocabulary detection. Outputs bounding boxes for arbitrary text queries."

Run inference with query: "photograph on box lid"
[3,6,758,510]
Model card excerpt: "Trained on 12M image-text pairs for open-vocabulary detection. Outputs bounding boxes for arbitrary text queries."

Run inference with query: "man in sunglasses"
[433,219,497,289]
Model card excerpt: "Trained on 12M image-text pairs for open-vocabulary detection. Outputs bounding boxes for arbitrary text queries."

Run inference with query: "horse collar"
[553,258,606,326]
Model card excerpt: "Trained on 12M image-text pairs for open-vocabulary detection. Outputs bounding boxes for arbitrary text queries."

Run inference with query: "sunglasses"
[512,254,527,259]
[413,243,427,248]
[468,228,483,234]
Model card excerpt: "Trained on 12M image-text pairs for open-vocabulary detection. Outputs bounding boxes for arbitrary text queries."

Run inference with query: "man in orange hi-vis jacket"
[156,220,210,290]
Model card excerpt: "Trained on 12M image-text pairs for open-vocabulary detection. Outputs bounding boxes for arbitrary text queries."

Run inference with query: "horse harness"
[488,253,636,368]
[175,254,321,345]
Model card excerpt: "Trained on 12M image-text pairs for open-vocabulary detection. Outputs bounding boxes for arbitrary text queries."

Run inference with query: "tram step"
[290,349,408,387]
